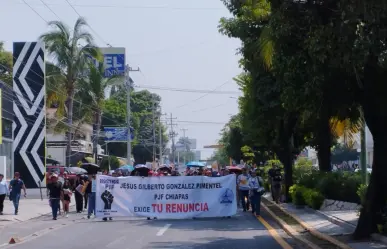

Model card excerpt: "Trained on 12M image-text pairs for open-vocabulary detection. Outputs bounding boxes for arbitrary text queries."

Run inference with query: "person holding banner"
[237,168,251,212]
[248,170,265,216]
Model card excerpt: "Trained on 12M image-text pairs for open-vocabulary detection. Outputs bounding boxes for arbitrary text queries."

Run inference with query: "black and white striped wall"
[13,42,46,188]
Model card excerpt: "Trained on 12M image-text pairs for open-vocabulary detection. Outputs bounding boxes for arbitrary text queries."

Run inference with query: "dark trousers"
[251,192,262,215]
[239,190,250,211]
[50,199,60,218]
[84,193,88,209]
[75,192,83,212]
[0,194,5,213]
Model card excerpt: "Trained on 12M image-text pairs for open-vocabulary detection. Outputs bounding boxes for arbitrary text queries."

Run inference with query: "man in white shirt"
[237,168,250,211]
[0,173,9,215]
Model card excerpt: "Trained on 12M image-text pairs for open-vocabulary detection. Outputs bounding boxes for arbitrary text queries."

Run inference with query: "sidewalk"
[265,196,387,249]
[0,196,75,225]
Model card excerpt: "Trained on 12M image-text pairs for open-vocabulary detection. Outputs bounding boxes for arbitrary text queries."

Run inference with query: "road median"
[261,197,352,249]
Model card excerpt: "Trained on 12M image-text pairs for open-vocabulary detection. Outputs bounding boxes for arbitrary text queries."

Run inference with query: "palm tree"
[330,118,363,148]
[40,17,100,166]
[79,62,122,162]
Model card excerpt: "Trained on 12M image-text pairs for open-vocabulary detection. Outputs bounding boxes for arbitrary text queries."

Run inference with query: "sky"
[1,0,242,159]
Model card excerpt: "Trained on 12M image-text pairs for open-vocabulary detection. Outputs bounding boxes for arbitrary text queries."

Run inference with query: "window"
[2,118,12,139]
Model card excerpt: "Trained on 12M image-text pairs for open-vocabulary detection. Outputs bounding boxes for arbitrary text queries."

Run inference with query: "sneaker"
[87,215,90,219]
[109,217,113,221]
[53,217,57,220]
[147,217,151,220]
[65,214,69,218]
[103,217,107,221]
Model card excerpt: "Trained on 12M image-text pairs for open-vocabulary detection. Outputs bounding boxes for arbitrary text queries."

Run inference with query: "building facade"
[0,81,14,180]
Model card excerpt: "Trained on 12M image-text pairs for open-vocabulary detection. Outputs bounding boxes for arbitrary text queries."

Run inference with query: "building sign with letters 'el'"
[92,47,125,78]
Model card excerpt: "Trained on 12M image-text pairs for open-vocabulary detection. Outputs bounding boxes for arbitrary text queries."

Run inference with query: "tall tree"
[101,89,168,164]
[79,62,122,162]
[40,17,100,166]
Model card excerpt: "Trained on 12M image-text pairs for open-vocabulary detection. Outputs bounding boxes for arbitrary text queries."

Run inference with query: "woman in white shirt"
[0,173,9,215]
[248,170,264,216]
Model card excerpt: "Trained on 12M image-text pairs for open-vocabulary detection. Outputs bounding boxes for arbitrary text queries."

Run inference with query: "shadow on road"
[146,236,284,249]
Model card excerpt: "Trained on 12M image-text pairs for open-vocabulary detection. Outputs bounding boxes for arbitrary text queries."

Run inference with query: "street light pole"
[126,65,139,166]
[360,116,367,184]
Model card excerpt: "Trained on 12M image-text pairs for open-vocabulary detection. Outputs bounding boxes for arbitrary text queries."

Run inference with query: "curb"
[315,210,357,229]
[261,202,322,249]
[315,209,387,244]
[262,197,352,249]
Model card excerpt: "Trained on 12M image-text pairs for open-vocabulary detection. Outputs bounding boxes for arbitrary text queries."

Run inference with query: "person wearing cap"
[8,172,26,215]
[47,174,63,220]
[0,173,9,215]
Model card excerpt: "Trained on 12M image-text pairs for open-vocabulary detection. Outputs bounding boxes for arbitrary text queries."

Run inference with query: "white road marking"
[156,224,171,236]
[106,235,127,248]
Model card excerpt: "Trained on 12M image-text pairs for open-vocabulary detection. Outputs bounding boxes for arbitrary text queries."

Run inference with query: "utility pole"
[180,128,188,164]
[159,112,167,165]
[168,113,178,164]
[126,65,140,166]
[152,100,157,163]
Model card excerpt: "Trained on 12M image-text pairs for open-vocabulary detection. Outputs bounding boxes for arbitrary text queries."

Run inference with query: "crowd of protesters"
[0,163,277,221]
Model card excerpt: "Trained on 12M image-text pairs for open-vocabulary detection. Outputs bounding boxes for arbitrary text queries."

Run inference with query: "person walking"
[268,164,283,203]
[0,174,9,215]
[237,168,251,212]
[74,175,84,213]
[87,175,96,219]
[62,179,72,218]
[248,170,264,217]
[47,174,63,220]
[8,172,26,215]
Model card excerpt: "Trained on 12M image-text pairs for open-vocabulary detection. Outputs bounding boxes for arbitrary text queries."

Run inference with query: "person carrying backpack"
[8,172,26,215]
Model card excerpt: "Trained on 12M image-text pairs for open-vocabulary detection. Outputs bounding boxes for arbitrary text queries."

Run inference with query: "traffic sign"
[104,127,134,142]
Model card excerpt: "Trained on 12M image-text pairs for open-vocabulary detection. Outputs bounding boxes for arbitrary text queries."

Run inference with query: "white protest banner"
[95,175,237,219]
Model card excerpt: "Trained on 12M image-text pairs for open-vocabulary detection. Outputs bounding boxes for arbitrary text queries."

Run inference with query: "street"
[0,209,299,249]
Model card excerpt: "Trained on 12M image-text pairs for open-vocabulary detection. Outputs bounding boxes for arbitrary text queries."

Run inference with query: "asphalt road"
[0,209,301,249]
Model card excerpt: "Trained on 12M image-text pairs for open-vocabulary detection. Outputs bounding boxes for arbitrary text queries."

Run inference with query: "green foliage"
[289,185,307,206]
[100,156,120,171]
[293,170,362,204]
[0,42,12,86]
[293,158,318,186]
[219,0,387,237]
[101,89,168,162]
[241,145,254,164]
[303,188,325,210]
[289,184,325,210]
[209,148,229,166]
[357,184,368,207]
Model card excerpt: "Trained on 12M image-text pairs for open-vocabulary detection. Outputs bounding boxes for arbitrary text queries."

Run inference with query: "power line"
[21,0,48,23]
[39,0,61,20]
[175,80,231,109]
[13,2,224,11]
[63,0,110,46]
[192,103,227,113]
[135,84,239,94]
